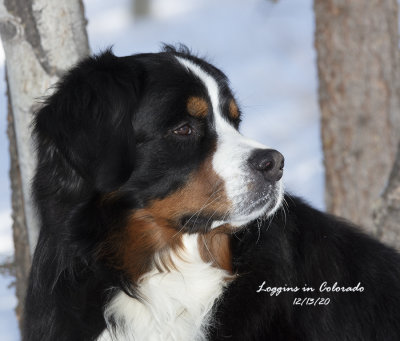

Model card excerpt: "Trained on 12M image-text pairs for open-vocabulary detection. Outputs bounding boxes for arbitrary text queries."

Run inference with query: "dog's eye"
[173,124,192,136]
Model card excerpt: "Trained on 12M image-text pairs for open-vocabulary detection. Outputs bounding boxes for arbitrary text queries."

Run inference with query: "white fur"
[176,56,283,227]
[97,234,228,341]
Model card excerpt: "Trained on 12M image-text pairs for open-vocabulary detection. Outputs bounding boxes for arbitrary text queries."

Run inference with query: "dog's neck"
[99,231,232,341]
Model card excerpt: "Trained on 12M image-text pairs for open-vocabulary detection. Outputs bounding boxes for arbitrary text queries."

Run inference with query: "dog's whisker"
[200,235,217,266]
[171,192,224,239]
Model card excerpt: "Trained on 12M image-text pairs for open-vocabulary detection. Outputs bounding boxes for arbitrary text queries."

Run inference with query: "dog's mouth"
[178,182,283,234]
[178,213,227,234]
[221,182,283,229]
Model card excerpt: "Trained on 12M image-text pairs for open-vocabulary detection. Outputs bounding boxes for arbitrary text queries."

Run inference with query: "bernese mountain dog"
[24,46,400,341]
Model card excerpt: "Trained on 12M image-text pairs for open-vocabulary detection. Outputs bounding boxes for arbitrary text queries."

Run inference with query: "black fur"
[24,47,400,341]
[211,196,400,340]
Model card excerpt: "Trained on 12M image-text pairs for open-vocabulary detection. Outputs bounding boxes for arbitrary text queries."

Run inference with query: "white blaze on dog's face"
[177,57,284,228]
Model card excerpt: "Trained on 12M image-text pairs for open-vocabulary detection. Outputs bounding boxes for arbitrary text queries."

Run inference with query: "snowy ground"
[0,0,322,338]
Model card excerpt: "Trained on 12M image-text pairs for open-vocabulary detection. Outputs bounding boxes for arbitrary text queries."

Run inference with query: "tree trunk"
[0,0,90,330]
[131,0,151,19]
[373,142,400,248]
[314,0,400,239]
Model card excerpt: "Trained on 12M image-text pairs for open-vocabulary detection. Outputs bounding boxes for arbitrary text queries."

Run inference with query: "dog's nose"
[248,149,284,182]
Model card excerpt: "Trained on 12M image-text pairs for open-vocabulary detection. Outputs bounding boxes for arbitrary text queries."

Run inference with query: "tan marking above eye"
[187,96,208,118]
[229,99,240,119]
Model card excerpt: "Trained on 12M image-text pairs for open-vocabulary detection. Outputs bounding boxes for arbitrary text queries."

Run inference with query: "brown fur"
[187,96,209,118]
[198,224,233,273]
[229,99,240,119]
[100,156,233,282]
[100,211,184,282]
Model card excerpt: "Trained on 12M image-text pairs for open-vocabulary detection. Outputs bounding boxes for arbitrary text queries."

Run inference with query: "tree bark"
[373,142,400,248]
[314,0,400,238]
[0,0,90,330]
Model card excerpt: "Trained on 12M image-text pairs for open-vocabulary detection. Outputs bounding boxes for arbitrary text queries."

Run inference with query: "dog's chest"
[98,235,228,341]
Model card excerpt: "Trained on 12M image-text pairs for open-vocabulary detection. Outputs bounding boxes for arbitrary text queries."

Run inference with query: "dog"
[24,46,400,341]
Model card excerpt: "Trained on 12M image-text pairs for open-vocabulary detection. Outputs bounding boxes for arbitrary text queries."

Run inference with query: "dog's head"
[34,46,284,279]
[35,46,284,233]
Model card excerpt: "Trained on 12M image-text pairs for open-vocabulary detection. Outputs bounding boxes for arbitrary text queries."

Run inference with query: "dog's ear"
[34,50,143,192]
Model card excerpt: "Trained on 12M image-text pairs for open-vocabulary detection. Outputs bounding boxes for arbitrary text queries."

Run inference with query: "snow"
[0,0,323,338]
